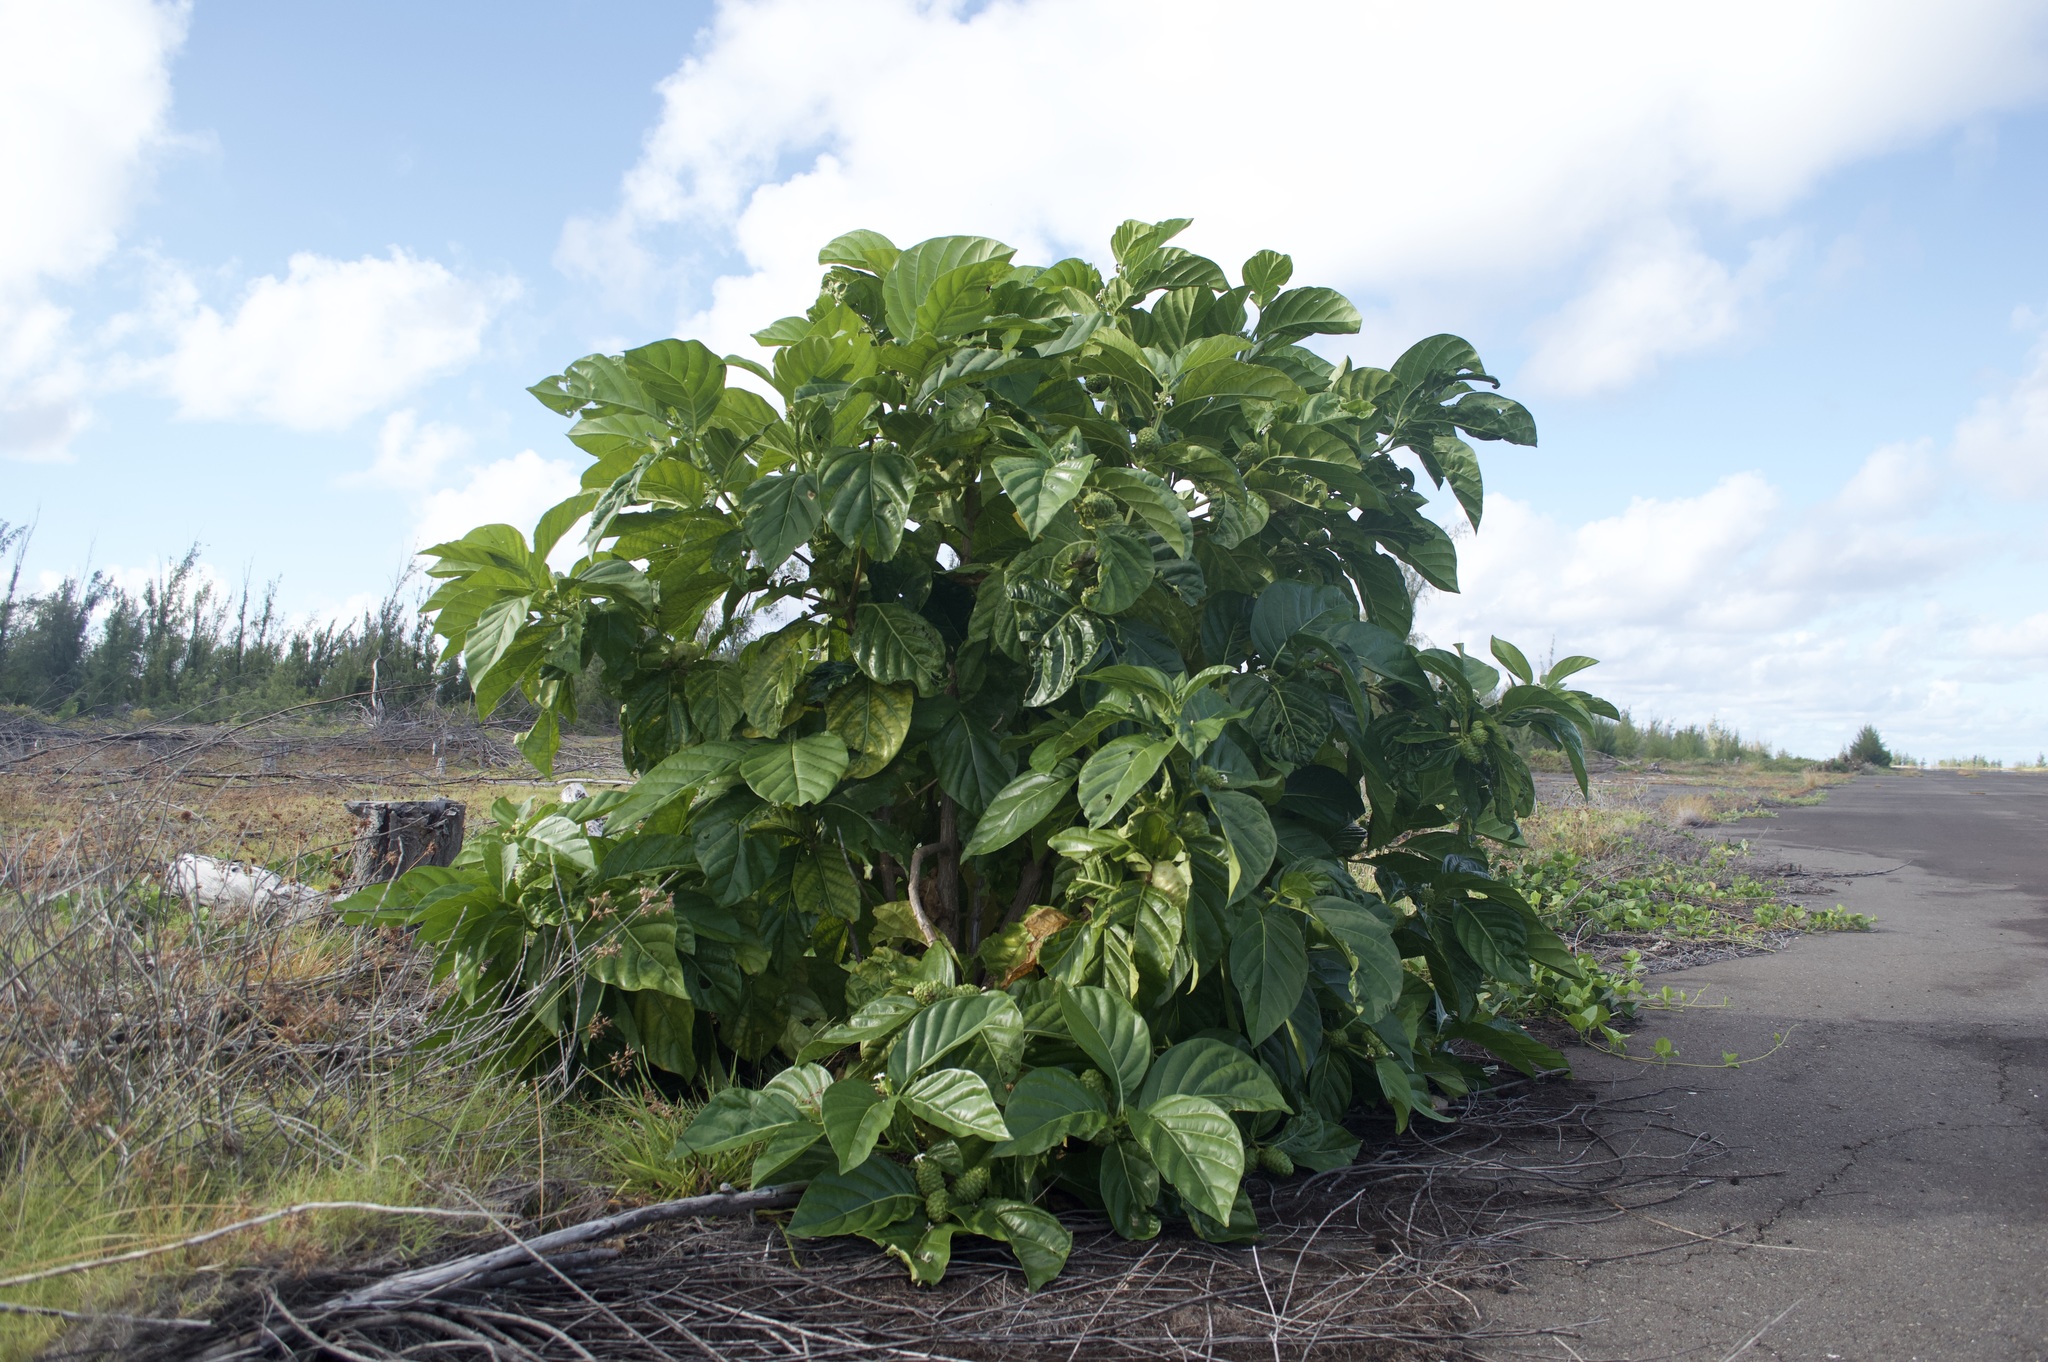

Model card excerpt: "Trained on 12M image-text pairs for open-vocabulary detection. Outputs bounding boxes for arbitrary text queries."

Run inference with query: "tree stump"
[344,799,464,887]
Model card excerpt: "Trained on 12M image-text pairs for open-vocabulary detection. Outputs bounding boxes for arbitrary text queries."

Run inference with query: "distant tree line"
[0,520,456,723]
[1585,710,1782,763]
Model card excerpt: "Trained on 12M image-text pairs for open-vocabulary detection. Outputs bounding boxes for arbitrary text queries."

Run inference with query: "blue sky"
[5,0,2048,761]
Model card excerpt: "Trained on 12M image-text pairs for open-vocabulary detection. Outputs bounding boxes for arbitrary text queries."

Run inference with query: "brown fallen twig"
[321,1184,807,1311]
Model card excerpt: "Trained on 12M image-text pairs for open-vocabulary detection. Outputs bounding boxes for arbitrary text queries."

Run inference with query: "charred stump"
[344,798,464,887]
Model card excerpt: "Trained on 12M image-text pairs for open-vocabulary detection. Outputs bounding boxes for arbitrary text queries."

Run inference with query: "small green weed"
[1502,844,1801,943]
[1753,903,1873,932]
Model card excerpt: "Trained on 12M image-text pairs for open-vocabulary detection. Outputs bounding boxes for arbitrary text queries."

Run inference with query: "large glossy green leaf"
[792,851,862,921]
[821,445,916,559]
[630,990,696,1078]
[1489,636,1534,685]
[1306,898,1404,1019]
[1023,607,1101,707]
[1254,287,1362,344]
[852,603,946,695]
[883,1221,954,1286]
[960,763,1077,858]
[1078,735,1174,828]
[1091,466,1191,558]
[970,1201,1072,1291]
[624,338,726,432]
[1444,1018,1567,1077]
[880,235,1014,340]
[1324,619,1428,689]
[594,833,692,881]
[741,624,815,733]
[583,912,691,999]
[1230,907,1306,1045]
[1390,333,1486,386]
[1135,1038,1289,1113]
[1251,580,1352,660]
[1056,985,1151,1107]
[1241,250,1292,305]
[1080,327,1160,396]
[1085,524,1155,614]
[1098,1139,1162,1241]
[992,449,1095,538]
[524,814,595,871]
[463,594,531,687]
[1453,899,1531,984]
[739,472,821,572]
[818,228,899,276]
[1249,679,1334,765]
[824,677,914,777]
[991,1067,1110,1156]
[1175,359,1305,408]
[672,1088,804,1157]
[739,732,850,806]
[900,1067,1010,1140]
[820,1078,895,1174]
[1127,1093,1242,1224]
[886,991,1024,1085]
[749,1121,825,1187]
[1381,516,1459,592]
[798,993,924,1061]
[916,261,1007,338]
[1433,434,1485,527]
[604,741,747,827]
[1270,1109,1363,1173]
[1206,789,1276,899]
[931,711,1015,815]
[1451,391,1538,446]
[788,1157,921,1237]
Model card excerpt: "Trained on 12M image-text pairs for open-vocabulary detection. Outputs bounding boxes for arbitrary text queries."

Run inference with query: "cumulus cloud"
[0,0,186,459]
[1967,611,2048,662]
[1836,441,1945,519]
[148,251,517,430]
[1412,466,1989,755]
[564,0,2048,362]
[1951,330,2048,496]
[1521,229,1795,394]
[410,450,581,554]
[355,409,473,490]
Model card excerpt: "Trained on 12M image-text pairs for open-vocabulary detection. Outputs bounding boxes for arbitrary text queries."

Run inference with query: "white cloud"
[1967,611,2048,662]
[150,250,517,430]
[354,409,473,489]
[1951,330,2048,495]
[0,0,186,460]
[411,450,581,554]
[0,0,184,294]
[1412,466,2004,757]
[1836,440,1944,519]
[1521,229,1794,394]
[565,0,2048,363]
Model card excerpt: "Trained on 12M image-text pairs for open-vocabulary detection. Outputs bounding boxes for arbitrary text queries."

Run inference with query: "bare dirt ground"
[1478,768,2048,1361]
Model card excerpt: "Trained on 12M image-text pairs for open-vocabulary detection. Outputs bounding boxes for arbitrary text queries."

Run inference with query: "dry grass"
[0,716,600,1358]
[1661,793,1720,827]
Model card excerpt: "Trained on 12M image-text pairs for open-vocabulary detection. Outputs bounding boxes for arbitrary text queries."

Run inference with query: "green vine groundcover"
[341,218,1619,1289]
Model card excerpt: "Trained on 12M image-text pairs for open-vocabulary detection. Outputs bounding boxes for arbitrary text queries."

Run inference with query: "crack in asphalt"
[1748,1123,1940,1240]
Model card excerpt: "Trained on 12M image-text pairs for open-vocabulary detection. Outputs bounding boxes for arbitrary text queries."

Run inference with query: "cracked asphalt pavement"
[1479,770,2048,1361]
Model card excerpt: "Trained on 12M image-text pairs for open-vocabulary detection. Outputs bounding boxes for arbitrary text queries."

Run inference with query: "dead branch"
[322,1185,806,1311]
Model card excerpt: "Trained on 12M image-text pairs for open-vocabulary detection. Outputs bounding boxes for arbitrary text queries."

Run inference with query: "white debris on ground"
[166,853,329,923]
